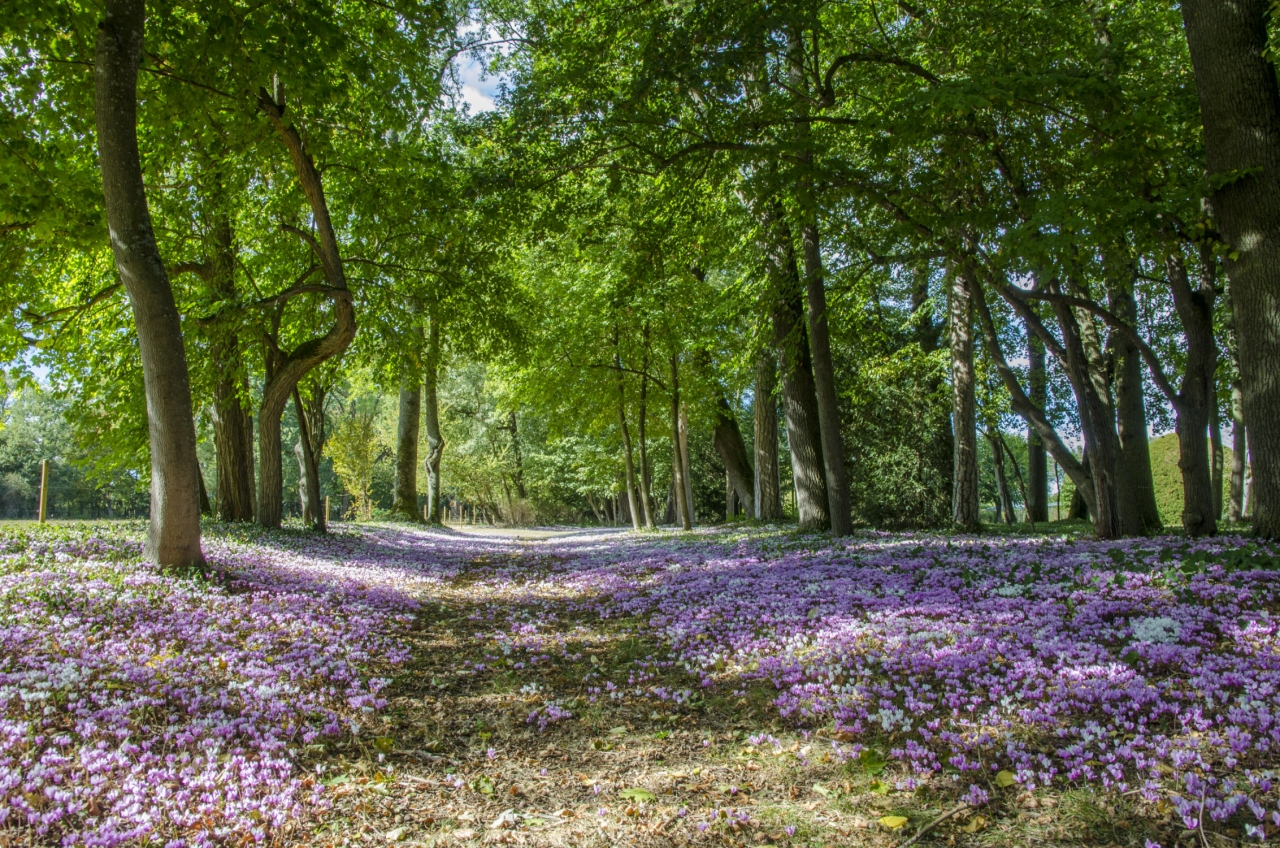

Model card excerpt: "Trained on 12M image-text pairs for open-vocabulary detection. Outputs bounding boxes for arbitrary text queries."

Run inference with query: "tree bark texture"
[94,0,204,567]
[759,202,829,530]
[392,382,422,521]
[1025,329,1049,522]
[670,355,693,531]
[950,268,981,531]
[1180,0,1280,536]
[712,394,755,518]
[637,360,655,529]
[203,210,256,523]
[1228,303,1248,522]
[1110,282,1163,533]
[799,218,853,535]
[422,319,445,524]
[679,405,694,526]
[989,430,1015,525]
[616,351,642,531]
[1166,252,1219,536]
[754,351,783,521]
[255,91,356,529]
[292,383,325,531]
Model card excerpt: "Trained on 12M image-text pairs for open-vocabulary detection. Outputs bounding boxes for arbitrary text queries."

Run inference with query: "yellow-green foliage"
[1149,433,1231,528]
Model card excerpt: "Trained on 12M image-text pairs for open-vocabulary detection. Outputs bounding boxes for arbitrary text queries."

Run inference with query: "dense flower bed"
[468,530,1280,837]
[4,522,1279,844]
[0,524,421,847]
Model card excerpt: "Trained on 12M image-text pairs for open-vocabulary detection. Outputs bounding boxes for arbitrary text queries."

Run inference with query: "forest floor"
[1,521,1278,848]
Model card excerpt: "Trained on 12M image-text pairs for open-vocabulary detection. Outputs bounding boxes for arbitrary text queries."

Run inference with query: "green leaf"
[995,770,1016,788]
[860,747,889,775]
[619,787,655,802]
[880,815,909,830]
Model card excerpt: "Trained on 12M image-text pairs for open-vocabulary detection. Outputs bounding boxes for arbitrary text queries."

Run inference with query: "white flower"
[1131,616,1180,644]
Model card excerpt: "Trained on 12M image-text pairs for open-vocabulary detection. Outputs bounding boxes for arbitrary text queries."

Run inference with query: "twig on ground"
[899,803,969,848]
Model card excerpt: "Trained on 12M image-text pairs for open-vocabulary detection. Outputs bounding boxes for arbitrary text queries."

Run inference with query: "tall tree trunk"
[670,355,693,531]
[422,318,445,524]
[1228,298,1248,522]
[1180,0,1280,537]
[1110,280,1163,533]
[1026,329,1049,522]
[680,405,695,526]
[798,216,852,535]
[392,381,422,521]
[508,411,527,500]
[759,201,829,530]
[616,347,642,531]
[988,429,1015,525]
[637,350,655,529]
[712,394,755,517]
[255,91,356,529]
[1211,407,1225,520]
[1167,251,1219,537]
[754,351,783,520]
[291,382,325,532]
[204,209,256,524]
[726,470,737,519]
[950,267,981,531]
[94,0,203,567]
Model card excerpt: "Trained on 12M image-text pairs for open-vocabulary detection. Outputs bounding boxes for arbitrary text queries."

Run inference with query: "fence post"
[38,460,49,523]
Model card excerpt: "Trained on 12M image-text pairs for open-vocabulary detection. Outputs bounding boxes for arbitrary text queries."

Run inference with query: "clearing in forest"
[0,522,1277,847]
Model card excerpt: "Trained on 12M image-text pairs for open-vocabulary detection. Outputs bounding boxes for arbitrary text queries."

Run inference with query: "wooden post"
[38,460,49,523]
[423,503,428,522]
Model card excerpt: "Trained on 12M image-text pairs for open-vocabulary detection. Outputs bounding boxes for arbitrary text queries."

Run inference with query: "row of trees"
[2,0,1277,562]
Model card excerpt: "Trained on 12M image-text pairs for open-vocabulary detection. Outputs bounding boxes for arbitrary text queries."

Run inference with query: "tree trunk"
[1211,407,1225,520]
[799,218,852,535]
[754,351,783,521]
[291,383,325,531]
[204,209,256,524]
[255,91,356,529]
[1026,329,1049,522]
[1110,282,1163,534]
[1228,302,1248,522]
[1180,0,1280,537]
[712,394,755,517]
[616,350,642,531]
[759,201,829,530]
[94,0,204,567]
[1167,251,1219,537]
[989,430,1015,525]
[637,352,655,529]
[726,470,737,519]
[392,381,422,521]
[679,405,695,526]
[198,463,212,516]
[422,318,445,524]
[508,411,527,500]
[950,267,981,531]
[670,355,693,531]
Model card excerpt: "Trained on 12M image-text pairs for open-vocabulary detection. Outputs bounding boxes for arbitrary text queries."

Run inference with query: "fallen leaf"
[452,828,476,841]
[812,783,831,797]
[879,815,909,830]
[385,827,406,842]
[619,787,656,802]
[959,815,990,833]
[489,809,518,830]
[995,770,1017,788]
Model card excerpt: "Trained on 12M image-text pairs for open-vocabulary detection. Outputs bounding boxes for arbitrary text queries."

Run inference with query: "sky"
[456,49,502,114]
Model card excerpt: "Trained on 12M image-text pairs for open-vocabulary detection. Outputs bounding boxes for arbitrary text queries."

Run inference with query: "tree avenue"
[0,0,1277,549]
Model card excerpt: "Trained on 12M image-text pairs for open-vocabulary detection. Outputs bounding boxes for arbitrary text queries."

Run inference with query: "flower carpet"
[1,521,1277,846]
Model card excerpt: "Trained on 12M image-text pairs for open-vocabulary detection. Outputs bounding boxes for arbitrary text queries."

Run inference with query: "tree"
[94,0,203,567]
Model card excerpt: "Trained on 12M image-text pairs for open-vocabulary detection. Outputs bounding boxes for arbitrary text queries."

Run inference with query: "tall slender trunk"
[679,405,695,526]
[670,355,693,531]
[1110,279,1163,533]
[637,352,655,529]
[255,91,356,529]
[1180,0,1280,537]
[950,267,980,530]
[988,429,1015,525]
[712,394,755,517]
[758,201,829,530]
[1026,329,1048,522]
[1167,251,1219,536]
[1228,298,1248,522]
[422,318,445,524]
[616,348,642,531]
[754,351,783,520]
[204,209,256,523]
[292,382,326,531]
[1211,407,1225,520]
[508,411,527,500]
[94,0,203,567]
[392,381,422,521]
[726,471,737,519]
